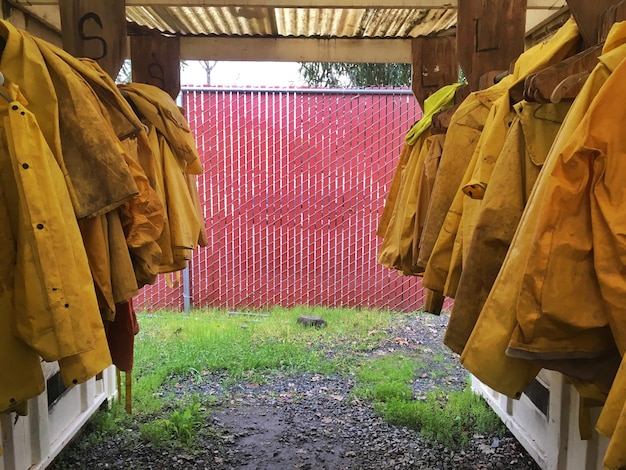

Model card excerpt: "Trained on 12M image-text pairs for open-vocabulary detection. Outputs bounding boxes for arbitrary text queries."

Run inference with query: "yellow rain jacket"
[0,20,139,219]
[0,87,46,412]
[377,84,460,274]
[506,27,626,363]
[377,142,413,238]
[377,131,432,274]
[460,22,626,399]
[378,83,460,238]
[417,84,506,286]
[422,18,580,299]
[0,83,111,411]
[120,83,206,272]
[412,133,445,272]
[118,82,203,176]
[444,100,571,354]
[597,354,626,469]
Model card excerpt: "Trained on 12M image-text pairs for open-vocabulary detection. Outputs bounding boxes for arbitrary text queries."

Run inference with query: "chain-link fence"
[135,87,425,312]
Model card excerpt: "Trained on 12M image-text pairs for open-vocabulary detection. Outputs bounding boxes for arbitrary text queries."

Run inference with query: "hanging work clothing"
[0,83,111,412]
[416,86,500,271]
[0,87,45,411]
[411,133,445,272]
[377,131,432,274]
[418,83,509,299]
[0,21,140,219]
[117,82,203,175]
[444,100,571,355]
[119,83,206,273]
[377,141,413,238]
[505,29,626,362]
[423,18,580,302]
[460,22,626,400]
[377,84,460,275]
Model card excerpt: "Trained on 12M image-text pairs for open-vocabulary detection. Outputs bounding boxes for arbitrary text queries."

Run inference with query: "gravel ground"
[50,313,541,470]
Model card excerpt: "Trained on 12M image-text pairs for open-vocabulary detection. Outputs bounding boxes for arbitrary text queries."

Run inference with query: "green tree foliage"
[299,62,411,88]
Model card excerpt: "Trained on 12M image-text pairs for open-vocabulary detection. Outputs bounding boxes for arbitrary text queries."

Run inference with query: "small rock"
[297,315,327,328]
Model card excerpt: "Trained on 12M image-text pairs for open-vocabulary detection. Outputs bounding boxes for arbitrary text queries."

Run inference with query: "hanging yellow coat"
[0,21,139,219]
[378,83,460,239]
[506,30,626,362]
[422,19,580,300]
[416,84,505,278]
[120,84,206,273]
[0,87,45,413]
[444,100,571,354]
[0,83,111,409]
[117,82,203,175]
[412,133,445,272]
[460,22,626,399]
[597,354,626,469]
[378,131,432,274]
[377,84,460,275]
[377,141,414,238]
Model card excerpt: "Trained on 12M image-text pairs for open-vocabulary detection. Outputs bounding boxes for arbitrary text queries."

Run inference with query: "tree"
[299,62,411,88]
[200,60,218,85]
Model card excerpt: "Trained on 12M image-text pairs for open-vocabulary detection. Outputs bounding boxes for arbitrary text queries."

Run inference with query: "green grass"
[78,306,502,452]
[132,305,393,412]
[351,354,504,448]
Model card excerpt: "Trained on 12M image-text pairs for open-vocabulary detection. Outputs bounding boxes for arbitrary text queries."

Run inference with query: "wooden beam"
[131,31,181,98]
[58,0,126,78]
[599,0,626,43]
[180,37,413,63]
[457,0,527,91]
[411,36,457,107]
[11,0,567,9]
[566,0,623,47]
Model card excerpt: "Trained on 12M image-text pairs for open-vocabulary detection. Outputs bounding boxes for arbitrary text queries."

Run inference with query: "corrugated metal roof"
[125,6,457,38]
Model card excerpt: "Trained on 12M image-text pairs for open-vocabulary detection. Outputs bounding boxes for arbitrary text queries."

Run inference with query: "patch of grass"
[140,398,205,448]
[73,307,503,457]
[352,355,503,449]
[132,306,395,412]
[352,354,418,402]
[377,387,504,448]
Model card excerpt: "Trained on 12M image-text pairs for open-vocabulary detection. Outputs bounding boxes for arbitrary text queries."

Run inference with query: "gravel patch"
[50,313,541,470]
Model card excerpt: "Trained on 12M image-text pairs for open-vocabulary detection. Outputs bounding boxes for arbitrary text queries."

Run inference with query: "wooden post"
[130,28,181,99]
[457,0,527,91]
[566,0,623,47]
[58,0,126,79]
[411,36,458,109]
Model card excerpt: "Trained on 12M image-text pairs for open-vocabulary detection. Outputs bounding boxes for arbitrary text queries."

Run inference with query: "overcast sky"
[181,61,306,87]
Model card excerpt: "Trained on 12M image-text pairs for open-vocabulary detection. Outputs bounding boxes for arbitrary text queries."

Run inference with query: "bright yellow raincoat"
[0,83,111,412]
[461,22,626,400]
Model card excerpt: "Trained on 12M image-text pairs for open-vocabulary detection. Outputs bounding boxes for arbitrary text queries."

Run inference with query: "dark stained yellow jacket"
[444,100,571,355]
[0,20,140,219]
[422,18,580,298]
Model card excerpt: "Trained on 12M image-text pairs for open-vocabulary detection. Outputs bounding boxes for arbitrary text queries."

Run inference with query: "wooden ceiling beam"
[180,37,412,62]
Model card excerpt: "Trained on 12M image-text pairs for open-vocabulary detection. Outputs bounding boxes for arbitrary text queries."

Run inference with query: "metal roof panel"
[126,6,456,38]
